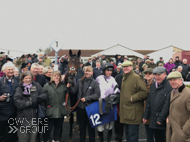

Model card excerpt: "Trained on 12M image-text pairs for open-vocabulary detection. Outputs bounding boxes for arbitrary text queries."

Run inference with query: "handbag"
[38,105,46,118]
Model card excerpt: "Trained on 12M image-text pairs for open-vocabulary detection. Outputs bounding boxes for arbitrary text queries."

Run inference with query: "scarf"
[23,83,33,95]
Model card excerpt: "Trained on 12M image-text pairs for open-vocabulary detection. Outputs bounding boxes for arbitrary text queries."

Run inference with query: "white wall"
[148,46,175,63]
[92,45,144,59]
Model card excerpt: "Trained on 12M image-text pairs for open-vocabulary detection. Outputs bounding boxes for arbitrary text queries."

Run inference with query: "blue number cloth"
[85,100,117,128]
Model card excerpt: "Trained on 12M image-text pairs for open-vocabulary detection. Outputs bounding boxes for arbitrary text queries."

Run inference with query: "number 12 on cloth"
[85,100,117,128]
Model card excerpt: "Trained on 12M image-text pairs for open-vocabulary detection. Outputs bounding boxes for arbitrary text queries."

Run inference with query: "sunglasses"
[145,73,152,75]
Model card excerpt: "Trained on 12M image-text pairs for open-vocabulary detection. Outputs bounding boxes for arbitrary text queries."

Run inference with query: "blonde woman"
[43,71,69,142]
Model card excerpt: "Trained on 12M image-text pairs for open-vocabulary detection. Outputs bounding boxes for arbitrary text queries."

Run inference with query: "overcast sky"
[1,0,190,53]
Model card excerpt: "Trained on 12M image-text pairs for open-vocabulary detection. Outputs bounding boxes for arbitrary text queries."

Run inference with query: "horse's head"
[68,49,81,76]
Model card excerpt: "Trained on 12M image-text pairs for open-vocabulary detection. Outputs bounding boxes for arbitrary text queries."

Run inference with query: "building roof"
[91,44,144,58]
[48,49,103,57]
[134,50,157,55]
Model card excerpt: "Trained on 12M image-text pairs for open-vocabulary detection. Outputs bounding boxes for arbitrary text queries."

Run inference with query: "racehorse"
[64,49,81,141]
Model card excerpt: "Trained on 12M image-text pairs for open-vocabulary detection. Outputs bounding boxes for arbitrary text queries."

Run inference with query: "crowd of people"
[0,51,190,142]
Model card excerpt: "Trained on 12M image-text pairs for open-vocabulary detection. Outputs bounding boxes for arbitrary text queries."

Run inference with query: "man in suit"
[85,57,96,68]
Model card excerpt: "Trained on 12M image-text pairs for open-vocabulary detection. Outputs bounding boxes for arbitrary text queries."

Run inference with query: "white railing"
[184,82,190,85]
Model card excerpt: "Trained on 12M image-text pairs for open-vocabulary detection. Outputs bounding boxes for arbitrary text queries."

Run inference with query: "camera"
[4,93,12,103]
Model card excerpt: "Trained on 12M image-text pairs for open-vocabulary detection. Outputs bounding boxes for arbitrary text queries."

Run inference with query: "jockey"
[96,63,120,142]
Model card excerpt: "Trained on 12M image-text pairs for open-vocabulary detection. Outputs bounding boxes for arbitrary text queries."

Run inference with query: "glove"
[32,102,38,109]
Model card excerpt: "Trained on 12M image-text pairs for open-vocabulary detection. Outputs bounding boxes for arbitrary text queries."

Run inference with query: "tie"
[173,90,177,96]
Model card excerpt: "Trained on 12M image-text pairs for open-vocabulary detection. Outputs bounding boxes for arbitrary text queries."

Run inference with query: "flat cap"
[158,63,163,66]
[167,71,182,80]
[144,68,153,73]
[131,58,136,61]
[117,66,122,69]
[150,58,154,61]
[39,56,44,59]
[160,57,163,59]
[142,64,147,68]
[0,54,4,58]
[153,67,165,74]
[145,60,151,64]
[88,57,92,60]
[121,61,133,67]
[21,54,26,58]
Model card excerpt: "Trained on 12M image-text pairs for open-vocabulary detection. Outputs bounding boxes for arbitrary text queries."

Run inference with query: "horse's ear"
[69,49,73,57]
[77,50,81,57]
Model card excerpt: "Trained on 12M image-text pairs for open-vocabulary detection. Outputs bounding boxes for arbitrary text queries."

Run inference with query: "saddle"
[99,93,120,115]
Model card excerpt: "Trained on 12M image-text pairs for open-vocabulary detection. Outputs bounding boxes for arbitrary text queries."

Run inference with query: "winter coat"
[143,78,172,130]
[143,79,155,124]
[120,70,148,124]
[181,64,190,80]
[59,60,69,75]
[148,63,157,69]
[93,67,102,79]
[112,69,123,78]
[164,62,175,74]
[69,76,100,109]
[32,55,38,63]
[116,58,123,66]
[35,74,47,87]
[0,75,19,121]
[0,60,6,71]
[166,84,190,142]
[85,61,96,68]
[44,57,52,66]
[100,58,110,66]
[115,74,123,90]
[44,75,51,82]
[43,82,69,118]
[16,57,27,67]
[156,60,165,66]
[38,61,47,67]
[174,60,182,67]
[14,82,47,127]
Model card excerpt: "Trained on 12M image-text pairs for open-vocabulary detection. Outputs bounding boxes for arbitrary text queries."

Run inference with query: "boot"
[98,131,104,142]
[107,130,112,142]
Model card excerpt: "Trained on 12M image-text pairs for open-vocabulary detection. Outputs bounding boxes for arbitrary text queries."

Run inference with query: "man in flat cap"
[38,56,47,67]
[115,54,123,66]
[85,57,96,67]
[100,54,110,66]
[120,61,148,142]
[156,57,165,66]
[131,58,136,70]
[44,53,52,66]
[16,54,27,67]
[141,64,148,79]
[166,72,190,142]
[143,67,172,142]
[148,59,157,69]
[143,68,155,142]
[59,56,69,75]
